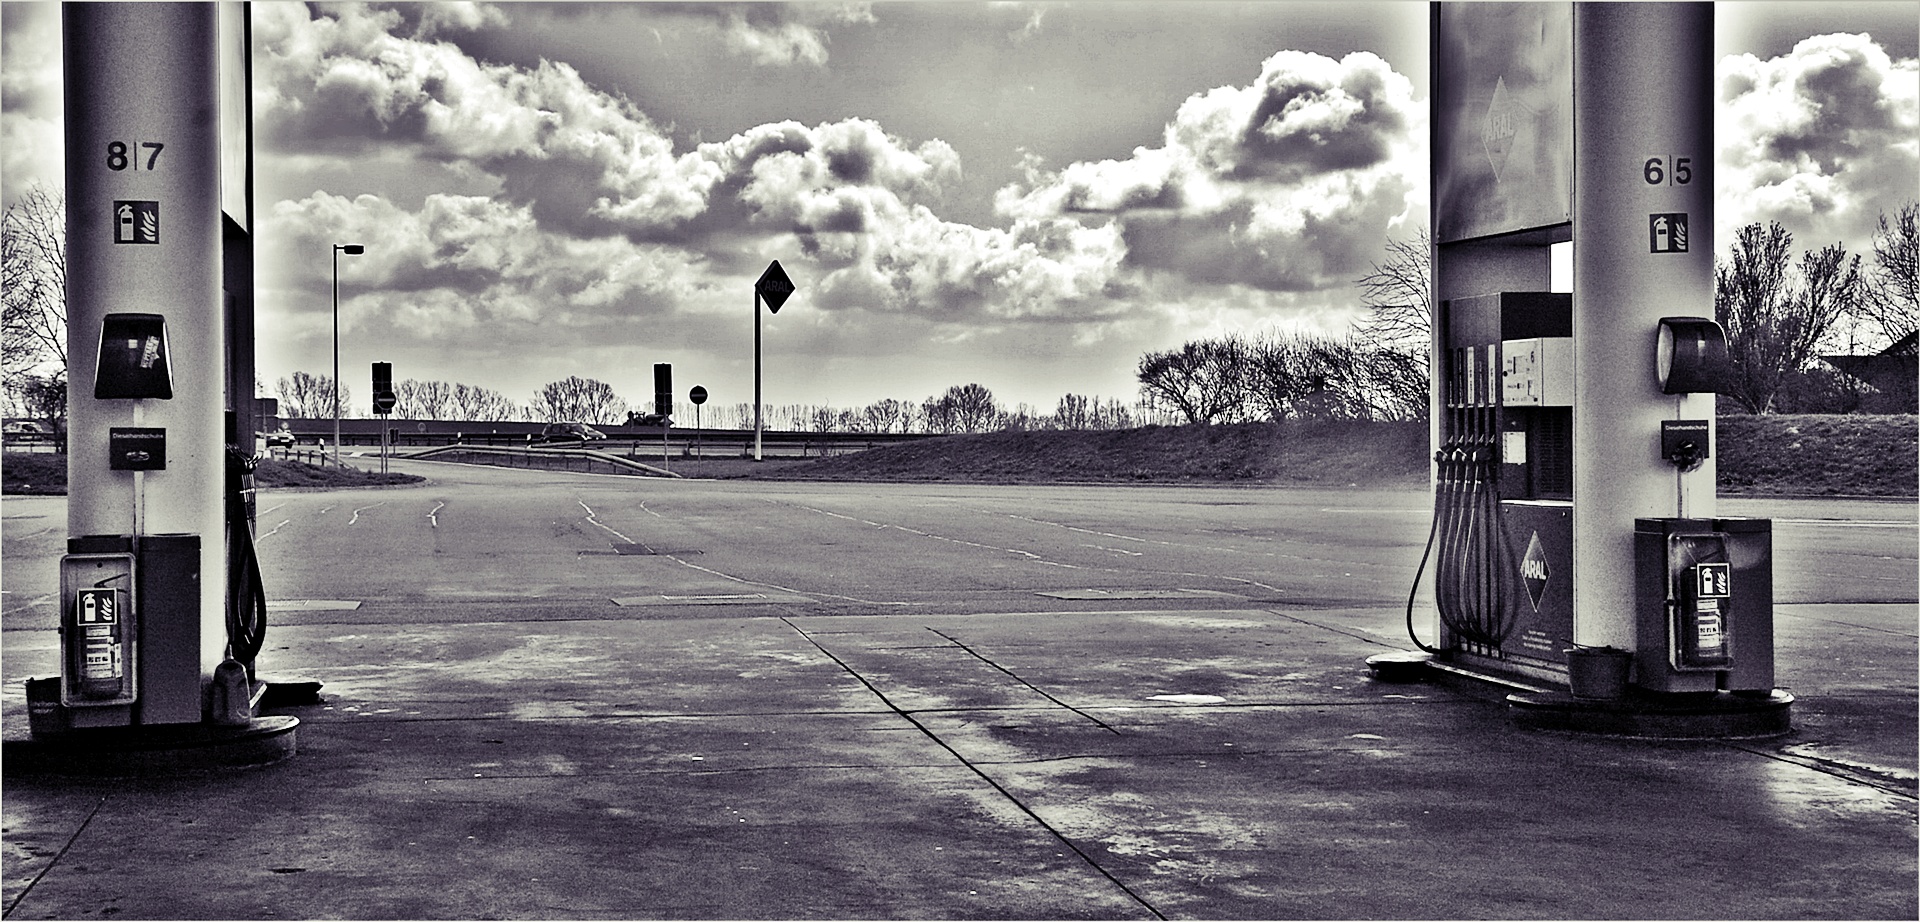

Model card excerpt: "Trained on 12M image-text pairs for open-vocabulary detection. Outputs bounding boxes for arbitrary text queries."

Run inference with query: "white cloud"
[411,2,509,40]
[995,49,1425,293]
[0,2,62,205]
[1717,32,1920,251]
[714,3,875,67]
[256,3,714,237]
[259,191,703,343]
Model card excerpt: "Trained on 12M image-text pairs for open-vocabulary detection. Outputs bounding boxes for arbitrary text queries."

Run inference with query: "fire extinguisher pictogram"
[75,587,125,698]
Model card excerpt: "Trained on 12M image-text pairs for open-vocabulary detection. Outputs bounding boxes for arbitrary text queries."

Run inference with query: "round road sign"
[689,385,708,405]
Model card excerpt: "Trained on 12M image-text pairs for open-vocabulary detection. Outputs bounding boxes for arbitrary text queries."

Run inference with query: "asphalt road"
[3,458,1914,633]
[3,463,1915,919]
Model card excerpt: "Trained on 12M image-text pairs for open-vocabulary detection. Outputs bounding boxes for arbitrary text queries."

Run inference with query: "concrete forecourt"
[3,458,1914,919]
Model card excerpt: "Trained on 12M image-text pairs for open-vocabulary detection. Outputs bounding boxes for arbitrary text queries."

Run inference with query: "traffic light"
[371,362,395,415]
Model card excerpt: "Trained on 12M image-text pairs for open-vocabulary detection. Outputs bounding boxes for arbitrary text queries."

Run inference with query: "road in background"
[4,460,1913,633]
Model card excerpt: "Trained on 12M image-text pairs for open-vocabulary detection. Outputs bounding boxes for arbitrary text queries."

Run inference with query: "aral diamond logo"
[1482,76,1528,184]
[755,260,795,313]
[1520,531,1549,612]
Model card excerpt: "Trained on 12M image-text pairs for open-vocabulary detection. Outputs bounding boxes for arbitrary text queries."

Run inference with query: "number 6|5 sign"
[1643,154,1693,186]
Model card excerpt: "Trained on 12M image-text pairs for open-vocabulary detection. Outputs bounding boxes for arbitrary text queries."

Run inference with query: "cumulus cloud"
[256,3,716,236]
[247,4,1424,379]
[995,49,1423,292]
[260,191,700,341]
[410,2,509,40]
[0,3,62,204]
[714,3,874,66]
[1718,32,1919,250]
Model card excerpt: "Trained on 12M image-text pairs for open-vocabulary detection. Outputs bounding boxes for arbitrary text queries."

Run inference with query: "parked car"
[536,422,607,443]
[626,412,673,427]
[3,420,45,436]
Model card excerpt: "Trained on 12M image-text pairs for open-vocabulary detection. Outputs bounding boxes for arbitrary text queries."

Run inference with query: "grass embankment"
[752,420,1429,487]
[1716,414,1916,497]
[751,414,1916,497]
[1,455,421,495]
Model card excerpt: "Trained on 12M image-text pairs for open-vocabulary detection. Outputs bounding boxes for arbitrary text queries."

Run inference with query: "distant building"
[1822,331,1918,413]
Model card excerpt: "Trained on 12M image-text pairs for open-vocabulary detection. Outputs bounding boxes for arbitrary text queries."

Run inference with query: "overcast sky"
[2,2,1915,416]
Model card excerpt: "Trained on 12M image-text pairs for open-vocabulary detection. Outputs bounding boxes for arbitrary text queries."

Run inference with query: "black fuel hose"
[225,449,267,666]
[1416,437,1520,652]
[1404,451,1448,655]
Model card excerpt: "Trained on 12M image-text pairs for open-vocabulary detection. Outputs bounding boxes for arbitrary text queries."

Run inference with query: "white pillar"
[66,3,227,724]
[1570,2,1715,648]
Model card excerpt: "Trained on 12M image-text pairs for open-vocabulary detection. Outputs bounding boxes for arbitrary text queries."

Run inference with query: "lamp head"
[339,244,365,255]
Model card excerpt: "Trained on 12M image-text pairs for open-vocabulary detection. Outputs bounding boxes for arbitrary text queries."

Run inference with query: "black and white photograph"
[2,2,1915,918]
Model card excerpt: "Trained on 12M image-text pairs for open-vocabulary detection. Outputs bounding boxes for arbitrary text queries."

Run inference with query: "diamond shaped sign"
[755,260,795,313]
[1520,530,1549,613]
[1482,76,1523,184]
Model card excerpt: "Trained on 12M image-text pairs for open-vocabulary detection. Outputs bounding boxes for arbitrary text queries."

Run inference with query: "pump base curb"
[4,716,298,775]
[1507,689,1793,739]
[1367,652,1794,739]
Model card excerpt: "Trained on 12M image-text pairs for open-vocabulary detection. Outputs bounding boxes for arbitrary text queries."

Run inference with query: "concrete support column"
[66,3,226,724]
[1570,2,1715,648]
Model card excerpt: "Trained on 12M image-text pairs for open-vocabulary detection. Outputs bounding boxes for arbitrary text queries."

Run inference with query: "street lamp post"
[332,243,363,466]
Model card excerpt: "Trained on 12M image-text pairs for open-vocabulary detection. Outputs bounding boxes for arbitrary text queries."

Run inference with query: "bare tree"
[1356,228,1432,356]
[1091,397,1135,430]
[1054,393,1093,430]
[861,398,912,433]
[921,393,959,434]
[1360,346,1431,421]
[531,376,627,424]
[394,379,454,419]
[1716,222,1864,413]
[1137,338,1248,425]
[451,383,520,421]
[18,372,66,432]
[277,371,347,419]
[1863,202,1918,347]
[3,185,67,409]
[944,383,1001,432]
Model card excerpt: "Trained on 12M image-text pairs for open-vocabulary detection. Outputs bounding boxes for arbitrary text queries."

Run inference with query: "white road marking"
[578,500,634,544]
[1776,519,1916,529]
[783,500,1085,569]
[348,502,385,526]
[267,599,362,611]
[257,519,293,541]
[429,501,445,528]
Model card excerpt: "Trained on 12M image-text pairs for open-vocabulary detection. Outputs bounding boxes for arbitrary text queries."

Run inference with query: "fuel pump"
[30,2,301,758]
[1406,292,1576,671]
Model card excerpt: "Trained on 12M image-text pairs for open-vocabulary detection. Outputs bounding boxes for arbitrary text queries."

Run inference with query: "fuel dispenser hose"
[225,449,267,666]
[1406,440,1520,654]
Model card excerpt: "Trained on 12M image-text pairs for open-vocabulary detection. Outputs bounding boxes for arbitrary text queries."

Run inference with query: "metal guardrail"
[276,420,934,458]
[407,444,680,478]
[2,433,64,453]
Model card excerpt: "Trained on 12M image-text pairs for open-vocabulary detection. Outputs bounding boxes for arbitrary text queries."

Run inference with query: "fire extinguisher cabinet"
[1633,517,1775,695]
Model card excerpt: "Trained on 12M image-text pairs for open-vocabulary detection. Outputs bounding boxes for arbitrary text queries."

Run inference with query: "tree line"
[273,369,1167,434]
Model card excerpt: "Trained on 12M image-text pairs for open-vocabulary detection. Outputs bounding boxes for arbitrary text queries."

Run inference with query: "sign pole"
[753,290,763,462]
[749,260,794,463]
